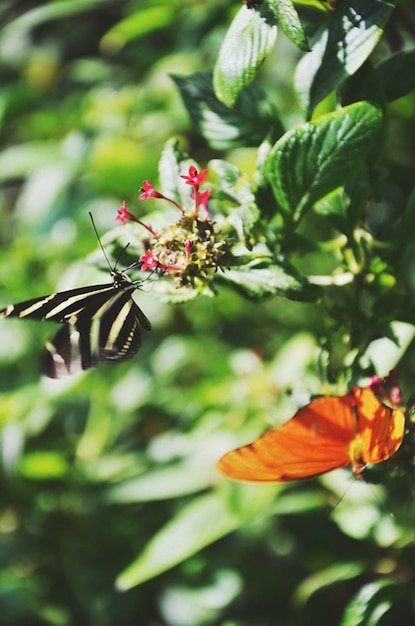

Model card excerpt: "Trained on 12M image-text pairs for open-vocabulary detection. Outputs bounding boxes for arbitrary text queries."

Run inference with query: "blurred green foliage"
[1,1,415,625]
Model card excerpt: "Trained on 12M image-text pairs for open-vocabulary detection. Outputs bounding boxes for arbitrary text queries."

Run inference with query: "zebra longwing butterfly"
[0,212,153,378]
[0,268,152,378]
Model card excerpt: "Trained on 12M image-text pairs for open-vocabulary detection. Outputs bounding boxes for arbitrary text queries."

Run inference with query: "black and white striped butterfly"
[0,219,152,378]
[0,268,152,378]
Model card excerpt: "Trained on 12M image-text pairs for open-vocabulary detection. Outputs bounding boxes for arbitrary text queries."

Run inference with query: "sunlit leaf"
[0,0,114,65]
[174,72,281,150]
[265,101,383,223]
[106,464,213,503]
[19,451,69,479]
[100,6,175,54]
[116,485,278,589]
[213,4,278,108]
[218,261,322,301]
[295,0,399,115]
[294,562,366,605]
[341,580,414,626]
[158,139,199,210]
[268,0,310,51]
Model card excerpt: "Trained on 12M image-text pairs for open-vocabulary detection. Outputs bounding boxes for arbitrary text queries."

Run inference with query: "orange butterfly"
[217,387,405,482]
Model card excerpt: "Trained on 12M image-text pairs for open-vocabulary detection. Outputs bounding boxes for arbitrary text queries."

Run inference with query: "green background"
[1,2,415,625]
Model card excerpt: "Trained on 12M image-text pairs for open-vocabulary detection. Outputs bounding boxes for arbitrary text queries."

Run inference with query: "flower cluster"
[116,165,233,290]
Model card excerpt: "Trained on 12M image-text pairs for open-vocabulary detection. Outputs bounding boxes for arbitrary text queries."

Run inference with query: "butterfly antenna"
[326,475,395,519]
[366,483,395,518]
[89,212,114,273]
[325,480,355,518]
[114,243,131,271]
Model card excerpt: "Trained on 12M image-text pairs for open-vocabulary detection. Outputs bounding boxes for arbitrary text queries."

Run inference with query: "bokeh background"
[1,2,415,625]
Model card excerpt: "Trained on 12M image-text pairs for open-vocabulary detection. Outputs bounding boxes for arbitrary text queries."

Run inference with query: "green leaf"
[341,580,414,626]
[158,138,198,210]
[402,189,415,238]
[209,159,242,186]
[0,0,113,64]
[268,0,310,51]
[213,5,278,108]
[217,261,322,301]
[100,6,175,54]
[265,101,383,223]
[105,464,213,503]
[208,159,260,239]
[294,562,366,605]
[295,0,399,115]
[0,142,63,181]
[314,187,350,219]
[19,451,69,479]
[115,486,278,589]
[173,72,281,150]
[151,282,200,303]
[377,51,415,103]
[362,321,415,379]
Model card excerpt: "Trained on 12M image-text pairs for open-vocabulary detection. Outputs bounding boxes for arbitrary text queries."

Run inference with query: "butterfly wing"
[77,286,150,364]
[42,287,151,377]
[42,325,85,378]
[1,281,152,378]
[353,387,405,466]
[0,283,119,323]
[217,395,360,482]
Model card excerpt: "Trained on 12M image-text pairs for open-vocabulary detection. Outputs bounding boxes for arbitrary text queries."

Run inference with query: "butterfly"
[0,268,152,378]
[217,387,405,482]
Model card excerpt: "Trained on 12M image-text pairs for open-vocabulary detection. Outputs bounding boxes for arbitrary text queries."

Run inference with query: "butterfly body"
[217,388,405,482]
[0,270,151,378]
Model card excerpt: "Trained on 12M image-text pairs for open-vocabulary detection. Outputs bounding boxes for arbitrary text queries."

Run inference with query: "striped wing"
[0,280,151,378]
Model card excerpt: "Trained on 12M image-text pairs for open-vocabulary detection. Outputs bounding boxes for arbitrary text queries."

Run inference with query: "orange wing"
[353,387,405,466]
[217,395,360,482]
[217,389,405,483]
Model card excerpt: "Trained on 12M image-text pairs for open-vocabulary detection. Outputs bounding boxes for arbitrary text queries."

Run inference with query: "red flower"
[192,189,212,220]
[140,250,159,271]
[116,201,136,225]
[180,166,208,189]
[116,200,159,237]
[139,180,163,200]
[184,240,193,263]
